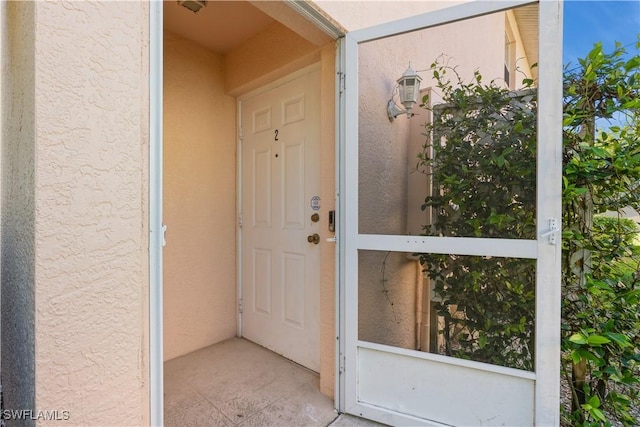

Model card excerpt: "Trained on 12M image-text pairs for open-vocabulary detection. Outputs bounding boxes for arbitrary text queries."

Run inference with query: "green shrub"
[417,39,640,425]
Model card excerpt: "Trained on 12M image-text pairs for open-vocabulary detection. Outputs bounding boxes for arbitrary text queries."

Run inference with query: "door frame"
[149,1,163,425]
[149,4,345,424]
[337,0,563,424]
[236,62,322,341]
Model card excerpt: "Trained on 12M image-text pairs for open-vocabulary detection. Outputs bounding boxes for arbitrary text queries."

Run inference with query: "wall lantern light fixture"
[387,64,422,122]
[178,0,207,14]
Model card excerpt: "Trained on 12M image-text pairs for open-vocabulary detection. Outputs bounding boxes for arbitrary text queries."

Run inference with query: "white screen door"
[240,68,321,372]
[339,1,563,425]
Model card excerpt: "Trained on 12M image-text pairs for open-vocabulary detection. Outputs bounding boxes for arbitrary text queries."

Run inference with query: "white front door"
[240,68,321,372]
[340,1,563,425]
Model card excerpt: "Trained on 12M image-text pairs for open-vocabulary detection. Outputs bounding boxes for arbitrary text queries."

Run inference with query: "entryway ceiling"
[164,1,275,54]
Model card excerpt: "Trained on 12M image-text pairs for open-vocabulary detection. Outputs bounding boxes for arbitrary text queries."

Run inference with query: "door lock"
[307,233,320,244]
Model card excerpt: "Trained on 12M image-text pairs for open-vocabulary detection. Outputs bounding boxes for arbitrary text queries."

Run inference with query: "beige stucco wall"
[314,1,464,31]
[2,1,150,425]
[224,22,320,96]
[163,30,238,361]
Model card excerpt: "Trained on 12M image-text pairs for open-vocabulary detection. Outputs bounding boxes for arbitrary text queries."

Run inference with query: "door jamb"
[149,1,163,426]
[335,36,346,414]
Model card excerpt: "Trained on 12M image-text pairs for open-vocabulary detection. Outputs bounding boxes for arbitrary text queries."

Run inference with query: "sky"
[562,2,639,130]
[563,0,640,67]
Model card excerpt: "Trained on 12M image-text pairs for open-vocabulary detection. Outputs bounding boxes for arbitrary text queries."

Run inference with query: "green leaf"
[478,334,487,348]
[586,335,611,346]
[571,350,582,364]
[562,116,574,127]
[569,333,587,345]
[590,146,609,158]
[591,407,606,422]
[603,332,631,347]
[574,348,600,363]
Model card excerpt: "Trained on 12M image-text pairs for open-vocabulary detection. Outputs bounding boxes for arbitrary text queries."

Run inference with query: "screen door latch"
[162,224,167,247]
[540,218,559,245]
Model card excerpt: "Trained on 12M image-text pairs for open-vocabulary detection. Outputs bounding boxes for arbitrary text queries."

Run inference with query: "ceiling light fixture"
[178,0,207,14]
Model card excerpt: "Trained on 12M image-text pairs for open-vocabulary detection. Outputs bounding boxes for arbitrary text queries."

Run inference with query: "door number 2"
[274,129,279,141]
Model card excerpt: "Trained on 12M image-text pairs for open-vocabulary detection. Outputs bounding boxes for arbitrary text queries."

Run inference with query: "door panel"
[283,140,305,228]
[241,69,321,372]
[253,148,272,227]
[358,344,534,426]
[340,1,562,424]
[254,249,272,315]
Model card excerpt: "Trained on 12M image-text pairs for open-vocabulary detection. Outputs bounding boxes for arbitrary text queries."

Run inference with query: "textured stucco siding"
[1,2,37,424]
[1,1,150,425]
[224,22,320,96]
[314,1,465,31]
[163,30,237,361]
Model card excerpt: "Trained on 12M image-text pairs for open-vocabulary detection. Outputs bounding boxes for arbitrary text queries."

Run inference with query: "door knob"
[307,233,320,244]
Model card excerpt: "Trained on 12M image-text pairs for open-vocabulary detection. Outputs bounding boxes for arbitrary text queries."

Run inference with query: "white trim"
[357,235,537,259]
[335,37,346,413]
[358,341,536,380]
[236,100,243,337]
[149,1,163,425]
[343,32,360,414]
[283,0,346,39]
[534,0,563,425]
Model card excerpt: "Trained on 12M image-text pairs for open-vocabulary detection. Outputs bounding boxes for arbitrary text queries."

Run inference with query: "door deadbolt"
[311,213,320,222]
[307,233,320,244]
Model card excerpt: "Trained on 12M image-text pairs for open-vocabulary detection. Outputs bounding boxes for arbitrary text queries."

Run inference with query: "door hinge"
[338,72,346,94]
[238,213,243,229]
[238,299,243,314]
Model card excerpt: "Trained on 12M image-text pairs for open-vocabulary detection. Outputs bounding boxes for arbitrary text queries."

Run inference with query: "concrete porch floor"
[164,337,385,426]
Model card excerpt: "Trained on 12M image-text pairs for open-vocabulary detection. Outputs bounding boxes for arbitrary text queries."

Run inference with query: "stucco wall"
[2,1,150,425]
[1,2,36,422]
[314,1,464,31]
[163,30,237,361]
[224,22,320,96]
